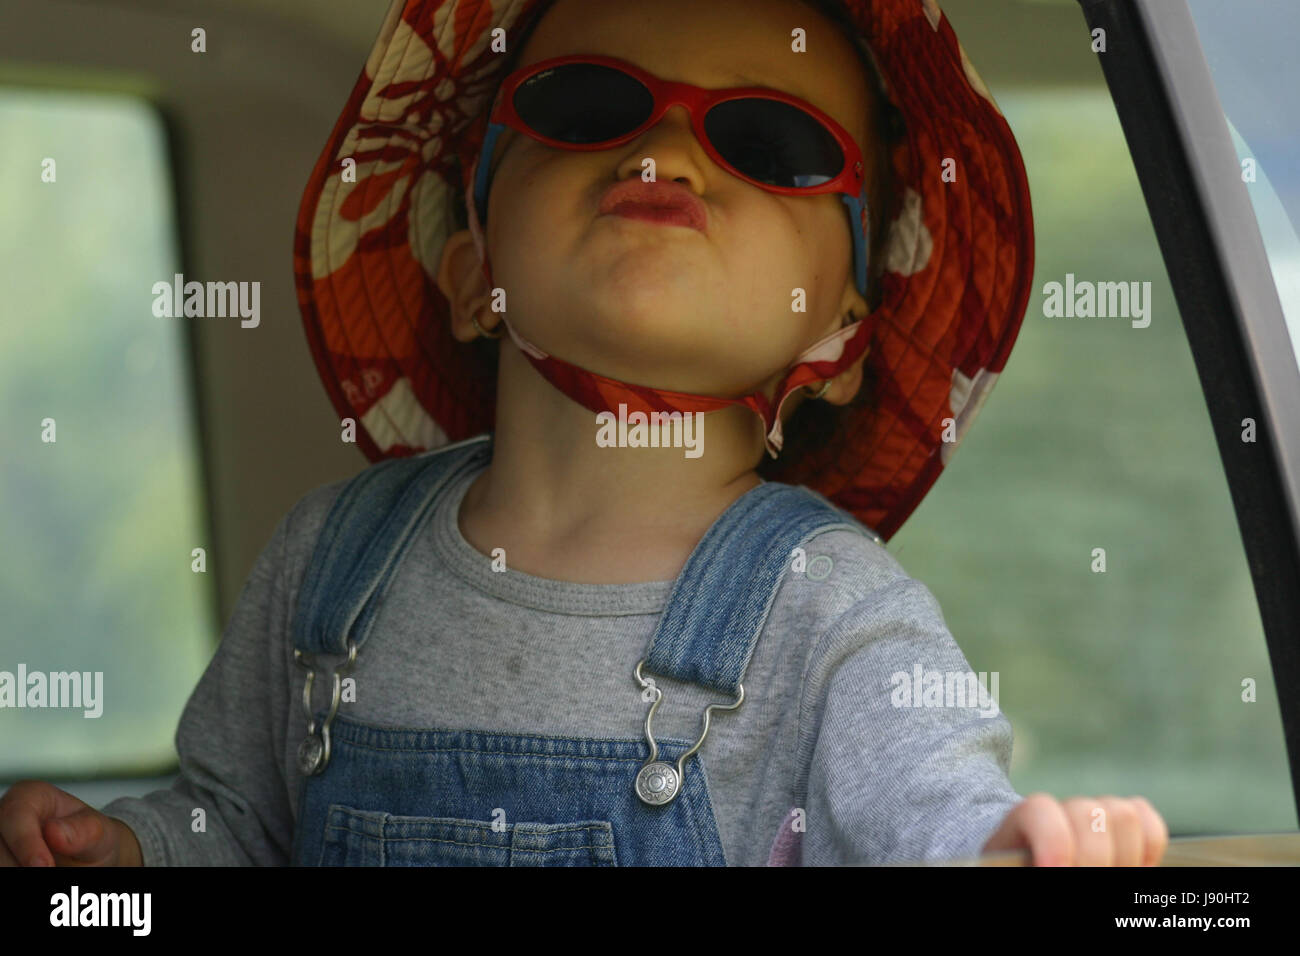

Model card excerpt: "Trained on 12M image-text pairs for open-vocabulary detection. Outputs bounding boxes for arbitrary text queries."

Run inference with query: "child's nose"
[616,108,706,183]
[657,104,693,130]
[629,104,705,158]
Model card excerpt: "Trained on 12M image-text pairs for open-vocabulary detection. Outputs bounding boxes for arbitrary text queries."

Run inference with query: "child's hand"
[982,792,1168,866]
[0,780,143,867]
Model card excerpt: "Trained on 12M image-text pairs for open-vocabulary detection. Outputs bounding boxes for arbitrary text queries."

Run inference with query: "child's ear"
[436,229,497,342]
[824,259,872,405]
[820,259,874,405]
[839,267,872,325]
[823,343,869,406]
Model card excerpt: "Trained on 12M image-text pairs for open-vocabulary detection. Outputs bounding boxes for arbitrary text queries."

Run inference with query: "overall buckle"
[632,659,743,806]
[293,640,357,775]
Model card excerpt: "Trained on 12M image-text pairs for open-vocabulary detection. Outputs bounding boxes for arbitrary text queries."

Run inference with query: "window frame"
[1075,0,1300,816]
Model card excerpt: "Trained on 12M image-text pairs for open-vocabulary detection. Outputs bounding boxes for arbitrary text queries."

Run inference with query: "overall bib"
[287,434,882,866]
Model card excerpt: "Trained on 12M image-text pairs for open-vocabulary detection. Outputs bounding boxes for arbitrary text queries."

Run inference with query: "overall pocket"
[318,804,618,866]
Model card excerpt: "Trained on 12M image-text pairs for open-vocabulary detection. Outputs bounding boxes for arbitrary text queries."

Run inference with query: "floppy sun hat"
[295,0,1035,541]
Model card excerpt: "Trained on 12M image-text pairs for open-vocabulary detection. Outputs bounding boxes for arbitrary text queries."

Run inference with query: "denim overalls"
[287,433,882,866]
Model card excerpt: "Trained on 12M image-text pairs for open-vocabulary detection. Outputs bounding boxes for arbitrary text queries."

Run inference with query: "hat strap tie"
[494,313,872,458]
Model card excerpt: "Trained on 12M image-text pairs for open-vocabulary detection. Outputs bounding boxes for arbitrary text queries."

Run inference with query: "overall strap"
[643,482,883,696]
[291,434,493,656]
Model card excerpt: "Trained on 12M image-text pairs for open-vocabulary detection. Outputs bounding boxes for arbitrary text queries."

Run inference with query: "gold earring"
[470,313,503,339]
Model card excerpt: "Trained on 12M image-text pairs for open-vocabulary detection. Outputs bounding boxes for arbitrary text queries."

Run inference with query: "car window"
[1186,0,1300,379]
[0,87,214,780]
[886,85,1297,835]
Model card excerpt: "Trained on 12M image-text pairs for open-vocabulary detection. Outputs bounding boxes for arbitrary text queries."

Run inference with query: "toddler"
[1,0,1168,867]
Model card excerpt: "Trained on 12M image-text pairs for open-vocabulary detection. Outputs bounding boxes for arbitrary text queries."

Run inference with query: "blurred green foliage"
[888,90,1295,833]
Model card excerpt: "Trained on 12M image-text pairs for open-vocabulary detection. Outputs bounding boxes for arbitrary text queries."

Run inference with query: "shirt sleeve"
[799,575,1024,865]
[98,503,300,866]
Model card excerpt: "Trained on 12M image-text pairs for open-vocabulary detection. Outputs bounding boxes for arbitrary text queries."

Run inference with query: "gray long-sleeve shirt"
[101,459,1023,865]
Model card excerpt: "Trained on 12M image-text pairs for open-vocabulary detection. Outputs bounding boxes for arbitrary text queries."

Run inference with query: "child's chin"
[589,264,712,311]
[565,308,718,357]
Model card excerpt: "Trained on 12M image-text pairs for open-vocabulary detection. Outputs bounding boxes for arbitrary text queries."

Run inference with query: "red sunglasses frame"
[481,53,866,198]
[470,52,873,297]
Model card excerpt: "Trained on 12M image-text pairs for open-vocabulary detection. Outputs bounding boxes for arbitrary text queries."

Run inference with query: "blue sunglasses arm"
[472,121,508,221]
[840,189,871,300]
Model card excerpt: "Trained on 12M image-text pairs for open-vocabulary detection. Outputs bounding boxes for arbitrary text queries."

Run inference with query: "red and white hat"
[294,0,1035,541]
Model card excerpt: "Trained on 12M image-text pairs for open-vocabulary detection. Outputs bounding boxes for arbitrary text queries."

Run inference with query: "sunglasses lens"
[514,63,653,143]
[705,99,845,188]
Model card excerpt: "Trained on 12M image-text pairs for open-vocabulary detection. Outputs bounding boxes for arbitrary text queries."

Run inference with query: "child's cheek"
[492,150,574,234]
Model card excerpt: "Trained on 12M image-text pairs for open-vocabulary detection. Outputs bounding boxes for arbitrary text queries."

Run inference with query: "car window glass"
[0,87,214,780]
[1186,0,1300,377]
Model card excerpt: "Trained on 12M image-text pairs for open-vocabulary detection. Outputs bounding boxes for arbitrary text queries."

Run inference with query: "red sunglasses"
[472,53,872,295]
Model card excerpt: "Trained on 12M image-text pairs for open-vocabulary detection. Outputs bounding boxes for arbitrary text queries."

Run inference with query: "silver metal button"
[635,761,680,806]
[297,734,324,776]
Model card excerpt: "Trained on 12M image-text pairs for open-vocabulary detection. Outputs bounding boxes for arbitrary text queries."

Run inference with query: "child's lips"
[597,181,708,234]
[603,203,707,233]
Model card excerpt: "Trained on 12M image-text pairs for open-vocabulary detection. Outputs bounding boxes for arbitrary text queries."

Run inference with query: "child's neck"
[456,346,768,585]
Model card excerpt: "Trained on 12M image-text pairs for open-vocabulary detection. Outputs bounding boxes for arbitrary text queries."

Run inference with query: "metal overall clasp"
[633,659,744,807]
[293,640,357,776]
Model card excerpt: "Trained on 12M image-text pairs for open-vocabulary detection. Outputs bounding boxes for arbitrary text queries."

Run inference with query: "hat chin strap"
[463,178,870,457]
[496,314,871,457]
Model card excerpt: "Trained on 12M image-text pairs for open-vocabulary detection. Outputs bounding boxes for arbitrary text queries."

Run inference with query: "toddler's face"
[477,0,877,400]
